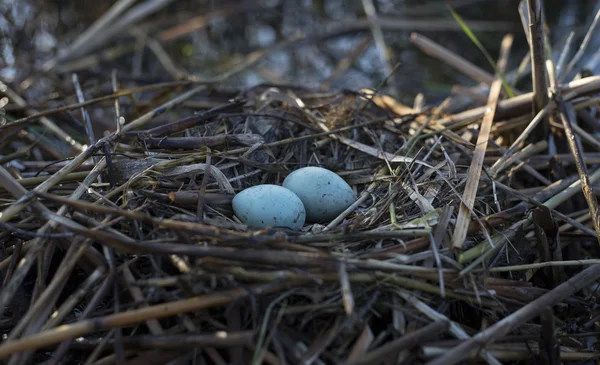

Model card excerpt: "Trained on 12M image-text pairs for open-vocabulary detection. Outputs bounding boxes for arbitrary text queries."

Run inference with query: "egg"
[282,166,356,222]
[232,184,306,230]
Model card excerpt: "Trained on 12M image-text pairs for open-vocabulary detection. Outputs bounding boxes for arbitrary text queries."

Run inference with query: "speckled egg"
[232,184,306,230]
[282,166,356,222]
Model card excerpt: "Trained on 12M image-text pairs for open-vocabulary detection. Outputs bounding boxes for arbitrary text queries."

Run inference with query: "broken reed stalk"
[424,263,600,365]
[0,82,85,153]
[0,83,207,226]
[526,0,550,119]
[489,104,549,172]
[0,80,196,133]
[396,290,503,365]
[422,345,599,362]
[436,75,600,126]
[458,167,600,265]
[343,320,449,365]
[451,34,513,250]
[410,32,494,85]
[554,96,600,246]
[75,331,257,350]
[3,3,600,363]
[0,164,105,314]
[0,283,287,359]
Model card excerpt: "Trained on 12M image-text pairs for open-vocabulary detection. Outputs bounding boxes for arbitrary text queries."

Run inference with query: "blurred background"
[1,0,599,106]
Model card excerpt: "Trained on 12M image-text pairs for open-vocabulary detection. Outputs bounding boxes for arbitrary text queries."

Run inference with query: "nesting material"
[1,5,600,364]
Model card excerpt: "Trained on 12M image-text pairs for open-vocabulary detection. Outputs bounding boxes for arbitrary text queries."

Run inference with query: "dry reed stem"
[0,81,197,132]
[424,263,600,365]
[410,33,494,85]
[437,75,600,126]
[344,320,449,365]
[0,283,285,359]
[526,0,550,118]
[451,34,513,250]
[397,289,502,365]
[2,3,600,363]
[0,82,85,153]
[555,97,600,246]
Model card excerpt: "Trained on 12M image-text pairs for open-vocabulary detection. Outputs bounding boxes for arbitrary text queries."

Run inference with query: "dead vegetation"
[0,0,600,364]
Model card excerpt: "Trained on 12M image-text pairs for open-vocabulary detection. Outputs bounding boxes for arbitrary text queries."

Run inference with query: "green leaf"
[448,6,515,98]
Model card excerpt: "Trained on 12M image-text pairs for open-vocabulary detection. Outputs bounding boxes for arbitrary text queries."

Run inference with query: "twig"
[343,320,449,365]
[554,95,600,246]
[559,7,600,82]
[0,283,288,359]
[396,289,502,365]
[424,264,600,365]
[526,0,550,117]
[451,34,513,250]
[478,259,600,272]
[410,33,494,85]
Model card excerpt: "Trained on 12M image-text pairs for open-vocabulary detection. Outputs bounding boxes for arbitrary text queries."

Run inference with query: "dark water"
[1,0,599,105]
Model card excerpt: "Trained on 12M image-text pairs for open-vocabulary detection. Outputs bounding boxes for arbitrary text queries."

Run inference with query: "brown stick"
[437,75,600,126]
[0,283,285,359]
[423,264,600,365]
[451,34,513,250]
[527,0,550,116]
[344,320,449,365]
[138,134,262,149]
[555,96,600,247]
[410,33,494,85]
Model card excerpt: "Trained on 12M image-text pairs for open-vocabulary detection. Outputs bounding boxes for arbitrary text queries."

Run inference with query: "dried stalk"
[452,34,513,249]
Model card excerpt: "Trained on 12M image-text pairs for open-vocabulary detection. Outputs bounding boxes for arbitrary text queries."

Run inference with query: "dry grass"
[1,1,600,364]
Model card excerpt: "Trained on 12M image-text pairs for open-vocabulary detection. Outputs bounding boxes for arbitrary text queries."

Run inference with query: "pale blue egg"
[283,166,356,222]
[232,184,306,230]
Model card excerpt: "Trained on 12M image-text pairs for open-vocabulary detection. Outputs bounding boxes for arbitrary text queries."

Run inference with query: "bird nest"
[1,2,600,365]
